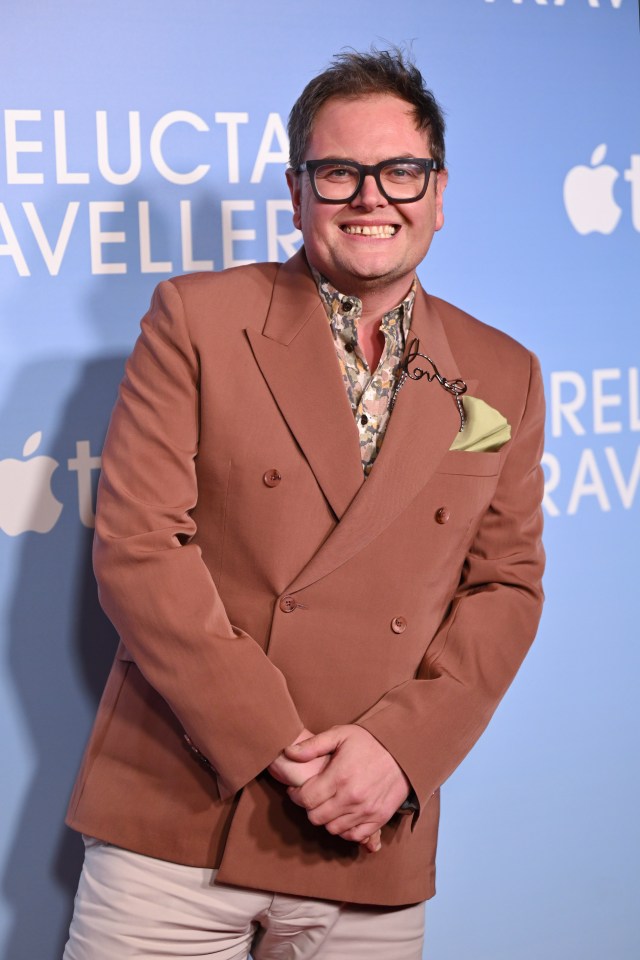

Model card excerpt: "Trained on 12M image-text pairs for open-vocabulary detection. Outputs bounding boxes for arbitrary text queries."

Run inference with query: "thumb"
[285,728,340,761]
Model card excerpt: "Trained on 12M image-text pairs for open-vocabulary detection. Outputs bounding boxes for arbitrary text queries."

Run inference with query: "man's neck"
[322,272,415,330]
[311,264,415,373]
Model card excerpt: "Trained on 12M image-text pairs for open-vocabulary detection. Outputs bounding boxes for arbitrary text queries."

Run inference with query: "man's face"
[286,94,447,298]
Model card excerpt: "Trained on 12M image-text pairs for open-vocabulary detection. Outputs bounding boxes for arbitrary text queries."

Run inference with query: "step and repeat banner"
[1,1,638,958]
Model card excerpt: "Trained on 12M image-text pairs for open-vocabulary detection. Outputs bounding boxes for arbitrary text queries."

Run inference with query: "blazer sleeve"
[356,352,545,815]
[93,279,304,795]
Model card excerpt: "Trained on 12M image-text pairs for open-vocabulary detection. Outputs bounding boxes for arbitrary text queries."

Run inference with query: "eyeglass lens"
[313,161,428,201]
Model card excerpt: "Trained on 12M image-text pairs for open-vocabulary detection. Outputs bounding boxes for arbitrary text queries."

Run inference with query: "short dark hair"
[288,47,446,171]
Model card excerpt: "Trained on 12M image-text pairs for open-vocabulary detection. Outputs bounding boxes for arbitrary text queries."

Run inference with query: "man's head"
[288,48,446,173]
[286,49,448,301]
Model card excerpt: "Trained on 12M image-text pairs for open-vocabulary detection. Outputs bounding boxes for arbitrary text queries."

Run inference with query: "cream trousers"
[63,838,426,960]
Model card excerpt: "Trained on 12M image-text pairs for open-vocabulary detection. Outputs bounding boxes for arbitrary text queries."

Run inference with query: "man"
[64,49,544,959]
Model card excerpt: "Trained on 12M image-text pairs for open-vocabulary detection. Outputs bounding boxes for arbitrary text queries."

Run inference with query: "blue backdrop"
[1,1,638,957]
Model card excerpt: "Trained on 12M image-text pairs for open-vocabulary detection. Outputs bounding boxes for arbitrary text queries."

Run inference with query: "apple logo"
[0,431,63,536]
[563,144,622,235]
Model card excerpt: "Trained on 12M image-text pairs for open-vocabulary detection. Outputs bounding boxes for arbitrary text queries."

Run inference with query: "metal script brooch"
[390,338,468,431]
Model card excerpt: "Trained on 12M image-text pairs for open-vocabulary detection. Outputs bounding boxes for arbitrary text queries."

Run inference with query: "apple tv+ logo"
[563,144,640,235]
[0,432,101,536]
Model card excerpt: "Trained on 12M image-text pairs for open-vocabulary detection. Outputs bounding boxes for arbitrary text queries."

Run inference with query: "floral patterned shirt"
[313,268,416,476]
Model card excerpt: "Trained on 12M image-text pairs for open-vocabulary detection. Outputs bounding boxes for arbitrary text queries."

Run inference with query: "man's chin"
[339,264,409,292]
[307,249,413,294]
[331,255,403,281]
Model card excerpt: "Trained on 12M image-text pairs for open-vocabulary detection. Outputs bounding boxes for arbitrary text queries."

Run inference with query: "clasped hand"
[268,725,410,854]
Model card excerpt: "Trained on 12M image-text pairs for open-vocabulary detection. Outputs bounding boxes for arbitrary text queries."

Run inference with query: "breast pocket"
[435,449,501,477]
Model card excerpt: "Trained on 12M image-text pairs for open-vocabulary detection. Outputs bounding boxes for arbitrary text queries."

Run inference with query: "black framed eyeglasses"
[294,157,438,204]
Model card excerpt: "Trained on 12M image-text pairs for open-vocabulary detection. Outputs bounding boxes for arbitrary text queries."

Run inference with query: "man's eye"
[318,165,356,180]
[386,165,421,180]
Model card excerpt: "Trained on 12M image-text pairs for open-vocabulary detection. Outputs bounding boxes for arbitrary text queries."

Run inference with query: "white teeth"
[342,224,397,237]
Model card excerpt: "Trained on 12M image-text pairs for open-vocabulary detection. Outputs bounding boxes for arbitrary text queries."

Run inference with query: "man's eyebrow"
[310,155,422,162]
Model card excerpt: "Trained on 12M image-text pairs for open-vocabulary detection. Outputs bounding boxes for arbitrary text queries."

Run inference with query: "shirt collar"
[310,266,416,347]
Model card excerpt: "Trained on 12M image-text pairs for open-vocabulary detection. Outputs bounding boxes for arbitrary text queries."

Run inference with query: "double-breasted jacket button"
[435,506,450,524]
[263,469,282,488]
[279,595,297,613]
[391,616,407,634]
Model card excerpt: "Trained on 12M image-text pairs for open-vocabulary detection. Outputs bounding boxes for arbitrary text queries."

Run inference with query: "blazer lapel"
[246,251,364,520]
[288,287,470,593]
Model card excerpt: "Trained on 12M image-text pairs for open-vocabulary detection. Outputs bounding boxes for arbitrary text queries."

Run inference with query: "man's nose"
[351,173,387,208]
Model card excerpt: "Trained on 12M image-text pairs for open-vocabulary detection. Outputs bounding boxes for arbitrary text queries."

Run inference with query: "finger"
[300,794,356,826]
[338,821,382,844]
[321,816,381,844]
[287,779,337,811]
[279,768,309,788]
[363,839,381,853]
[301,777,381,824]
[360,830,382,853]
[284,729,341,762]
[268,756,315,788]
[320,810,370,835]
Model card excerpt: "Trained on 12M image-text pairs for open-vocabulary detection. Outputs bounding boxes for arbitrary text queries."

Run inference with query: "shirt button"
[435,506,450,524]
[360,414,369,426]
[279,595,297,613]
[344,342,354,353]
[342,299,355,313]
[263,469,282,487]
[391,616,407,634]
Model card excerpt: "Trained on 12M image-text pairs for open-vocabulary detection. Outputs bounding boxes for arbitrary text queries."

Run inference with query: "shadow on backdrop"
[2,184,235,958]
[3,354,125,959]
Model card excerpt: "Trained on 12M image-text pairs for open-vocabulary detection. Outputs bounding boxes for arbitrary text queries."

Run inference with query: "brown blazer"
[66,250,545,906]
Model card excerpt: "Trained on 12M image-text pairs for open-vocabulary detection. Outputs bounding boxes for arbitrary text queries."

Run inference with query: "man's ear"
[434,167,448,232]
[286,168,303,230]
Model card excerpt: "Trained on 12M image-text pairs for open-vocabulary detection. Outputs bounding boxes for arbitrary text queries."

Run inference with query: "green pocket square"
[449,396,511,452]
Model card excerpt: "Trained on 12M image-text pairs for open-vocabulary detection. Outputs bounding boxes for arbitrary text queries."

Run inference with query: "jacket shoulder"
[151,263,280,339]
[168,262,280,296]
[170,262,278,310]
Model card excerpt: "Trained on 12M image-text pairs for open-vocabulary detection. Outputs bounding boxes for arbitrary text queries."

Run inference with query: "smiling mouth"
[341,224,399,237]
